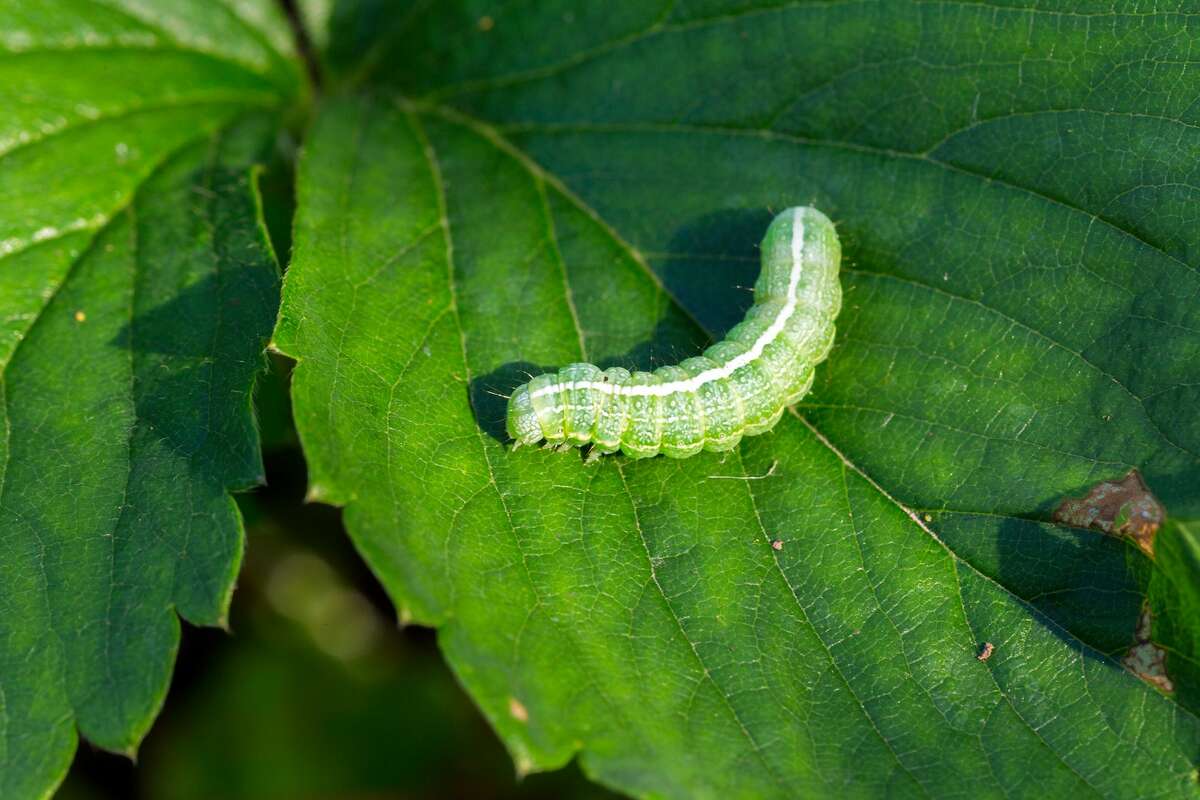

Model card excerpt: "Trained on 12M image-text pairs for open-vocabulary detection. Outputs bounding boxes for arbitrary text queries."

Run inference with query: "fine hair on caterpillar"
[506,206,842,460]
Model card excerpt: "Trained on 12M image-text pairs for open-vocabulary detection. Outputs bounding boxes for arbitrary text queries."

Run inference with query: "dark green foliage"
[0,4,297,797]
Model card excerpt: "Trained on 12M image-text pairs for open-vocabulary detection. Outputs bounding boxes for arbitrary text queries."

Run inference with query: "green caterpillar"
[506,206,842,459]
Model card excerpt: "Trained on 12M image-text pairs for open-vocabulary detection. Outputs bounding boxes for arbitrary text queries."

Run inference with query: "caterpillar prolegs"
[506,206,842,459]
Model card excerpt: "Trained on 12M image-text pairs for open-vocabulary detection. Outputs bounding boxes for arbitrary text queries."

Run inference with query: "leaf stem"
[278,0,322,90]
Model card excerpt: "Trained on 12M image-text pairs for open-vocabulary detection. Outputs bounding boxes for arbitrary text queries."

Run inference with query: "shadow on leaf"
[658,206,772,339]
[111,262,276,479]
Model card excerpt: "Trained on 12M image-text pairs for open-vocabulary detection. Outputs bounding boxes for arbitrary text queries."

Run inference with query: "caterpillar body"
[506,206,842,459]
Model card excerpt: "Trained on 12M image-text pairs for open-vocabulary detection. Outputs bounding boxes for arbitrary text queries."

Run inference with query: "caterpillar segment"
[506,206,842,459]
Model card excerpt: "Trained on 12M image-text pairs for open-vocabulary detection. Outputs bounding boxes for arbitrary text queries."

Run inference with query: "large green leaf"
[276,3,1200,797]
[0,3,299,797]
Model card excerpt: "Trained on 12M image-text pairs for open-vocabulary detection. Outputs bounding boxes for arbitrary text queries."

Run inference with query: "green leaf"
[277,4,1200,798]
[0,3,299,797]
[1146,519,1200,701]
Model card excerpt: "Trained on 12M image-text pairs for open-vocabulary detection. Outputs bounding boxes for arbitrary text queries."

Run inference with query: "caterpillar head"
[506,382,543,446]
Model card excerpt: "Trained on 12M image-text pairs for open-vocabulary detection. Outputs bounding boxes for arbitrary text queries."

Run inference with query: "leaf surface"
[1146,519,1200,702]
[0,2,298,796]
[278,3,1200,797]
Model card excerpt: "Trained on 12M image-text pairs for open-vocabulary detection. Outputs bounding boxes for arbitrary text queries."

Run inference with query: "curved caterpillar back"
[506,206,842,459]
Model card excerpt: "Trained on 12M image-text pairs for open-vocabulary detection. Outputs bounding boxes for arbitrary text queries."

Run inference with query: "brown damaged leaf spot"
[1052,469,1164,558]
[976,642,994,662]
[1122,602,1174,694]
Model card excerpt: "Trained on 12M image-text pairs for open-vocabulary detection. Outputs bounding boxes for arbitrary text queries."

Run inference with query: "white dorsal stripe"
[529,208,808,401]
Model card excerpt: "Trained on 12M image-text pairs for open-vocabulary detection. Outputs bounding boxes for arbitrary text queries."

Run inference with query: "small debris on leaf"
[771,539,784,551]
[508,696,529,723]
[1052,469,1164,558]
[1122,602,1173,693]
[976,642,994,662]
[73,310,86,322]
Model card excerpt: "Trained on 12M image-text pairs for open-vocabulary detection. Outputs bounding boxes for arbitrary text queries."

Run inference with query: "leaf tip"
[513,752,535,780]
